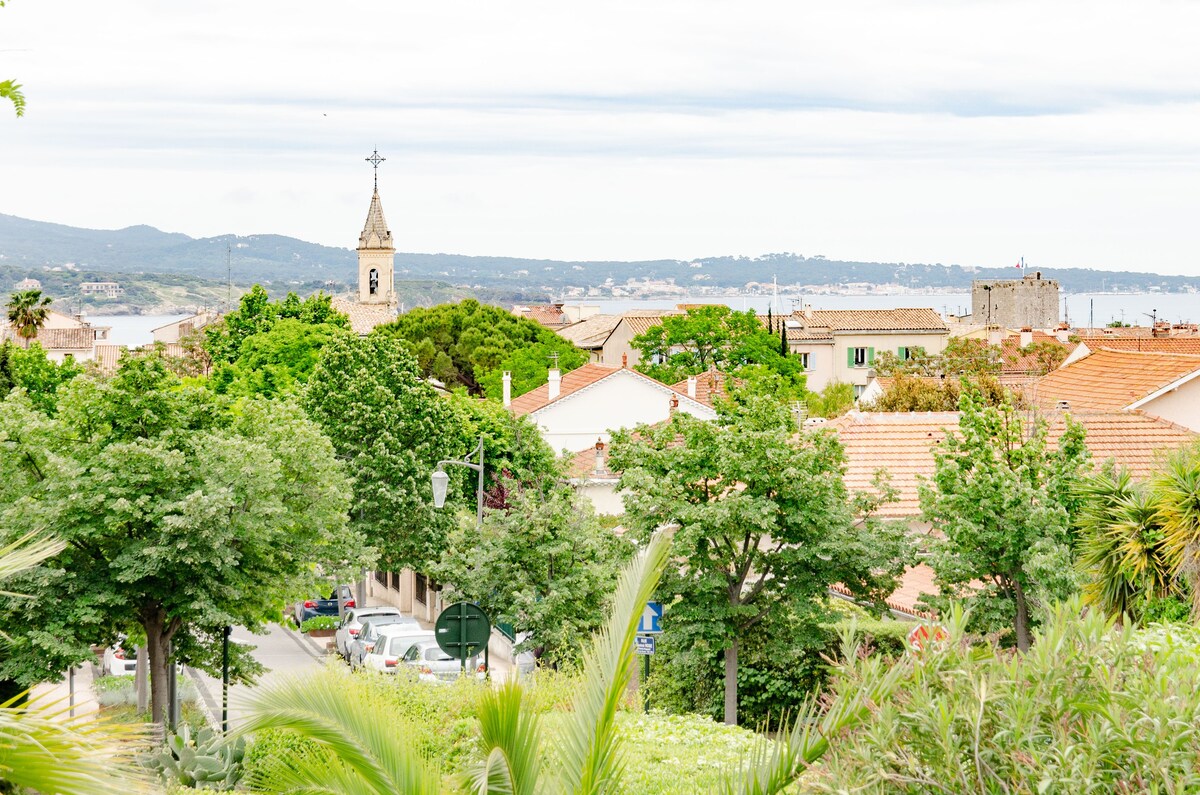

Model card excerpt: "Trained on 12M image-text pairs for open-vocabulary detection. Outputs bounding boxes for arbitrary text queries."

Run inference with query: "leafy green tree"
[444,395,562,504]
[301,334,459,571]
[213,318,353,398]
[375,300,586,399]
[5,289,52,344]
[610,397,910,725]
[865,372,1014,412]
[918,388,1089,650]
[0,353,362,723]
[437,476,629,666]
[805,380,854,418]
[1076,465,1178,622]
[0,340,82,414]
[203,285,348,366]
[875,336,1001,379]
[632,306,805,395]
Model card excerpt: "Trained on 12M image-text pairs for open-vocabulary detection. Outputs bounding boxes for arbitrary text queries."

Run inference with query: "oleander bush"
[804,602,1200,793]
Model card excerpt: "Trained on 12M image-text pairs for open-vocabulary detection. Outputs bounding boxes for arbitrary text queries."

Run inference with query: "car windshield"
[424,647,454,662]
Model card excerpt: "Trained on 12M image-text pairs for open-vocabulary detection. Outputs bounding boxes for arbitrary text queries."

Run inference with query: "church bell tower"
[357,150,395,306]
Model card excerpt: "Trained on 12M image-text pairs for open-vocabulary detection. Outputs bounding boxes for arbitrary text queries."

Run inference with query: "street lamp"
[431,435,484,527]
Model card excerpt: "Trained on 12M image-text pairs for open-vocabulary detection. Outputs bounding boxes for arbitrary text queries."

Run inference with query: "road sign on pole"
[637,601,663,634]
[634,635,656,655]
[435,602,491,672]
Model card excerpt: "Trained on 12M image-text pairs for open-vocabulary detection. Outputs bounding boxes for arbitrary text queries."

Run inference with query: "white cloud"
[1,1,1199,273]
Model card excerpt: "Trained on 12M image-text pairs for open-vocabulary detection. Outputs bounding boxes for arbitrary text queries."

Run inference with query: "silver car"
[335,606,402,661]
[360,627,435,673]
[349,615,422,669]
[399,639,484,684]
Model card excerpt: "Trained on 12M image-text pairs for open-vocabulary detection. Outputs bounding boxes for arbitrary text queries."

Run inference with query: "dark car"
[293,584,355,625]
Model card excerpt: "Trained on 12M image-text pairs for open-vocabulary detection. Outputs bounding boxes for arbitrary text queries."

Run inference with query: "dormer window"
[369,268,379,295]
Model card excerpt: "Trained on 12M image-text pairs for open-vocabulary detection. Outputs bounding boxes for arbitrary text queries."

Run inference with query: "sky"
[2,1,1199,274]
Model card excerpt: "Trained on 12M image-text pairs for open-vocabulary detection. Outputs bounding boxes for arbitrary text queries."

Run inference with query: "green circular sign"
[434,602,491,663]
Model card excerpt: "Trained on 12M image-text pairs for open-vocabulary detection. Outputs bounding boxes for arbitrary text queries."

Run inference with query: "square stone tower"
[972,273,1060,329]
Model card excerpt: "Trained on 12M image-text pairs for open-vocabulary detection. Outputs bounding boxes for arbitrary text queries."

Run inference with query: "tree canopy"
[0,340,82,414]
[203,285,349,367]
[610,397,910,724]
[0,352,362,722]
[374,299,586,400]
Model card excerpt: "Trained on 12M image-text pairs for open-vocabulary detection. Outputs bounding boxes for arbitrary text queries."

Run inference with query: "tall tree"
[436,475,629,665]
[203,285,348,366]
[918,388,1089,650]
[5,289,52,345]
[301,334,459,571]
[375,299,586,399]
[0,353,362,722]
[0,339,83,414]
[632,305,805,395]
[610,397,910,725]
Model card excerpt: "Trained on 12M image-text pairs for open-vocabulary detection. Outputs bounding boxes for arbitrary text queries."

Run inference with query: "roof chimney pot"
[548,367,561,400]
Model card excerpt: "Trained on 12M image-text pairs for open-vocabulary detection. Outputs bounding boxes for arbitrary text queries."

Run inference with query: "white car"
[335,606,403,660]
[349,615,422,668]
[399,639,485,683]
[102,641,139,676]
[359,627,435,673]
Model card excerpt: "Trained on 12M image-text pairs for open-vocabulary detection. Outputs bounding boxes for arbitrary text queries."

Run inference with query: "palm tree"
[1076,466,1178,621]
[0,531,151,794]
[5,289,53,346]
[240,528,908,795]
[1154,446,1200,615]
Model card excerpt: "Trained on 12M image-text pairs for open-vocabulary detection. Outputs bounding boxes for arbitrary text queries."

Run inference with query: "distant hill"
[2,212,1195,296]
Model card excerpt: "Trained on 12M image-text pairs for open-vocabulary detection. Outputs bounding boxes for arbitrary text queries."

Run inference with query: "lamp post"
[432,435,485,528]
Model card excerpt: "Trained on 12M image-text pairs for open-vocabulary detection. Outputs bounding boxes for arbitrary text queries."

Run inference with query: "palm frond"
[0,693,153,795]
[0,530,65,594]
[716,621,913,795]
[555,526,673,795]
[466,680,542,795]
[238,670,441,795]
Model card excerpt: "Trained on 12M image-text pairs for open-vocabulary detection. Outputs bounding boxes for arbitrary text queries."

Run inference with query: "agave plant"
[0,530,152,794]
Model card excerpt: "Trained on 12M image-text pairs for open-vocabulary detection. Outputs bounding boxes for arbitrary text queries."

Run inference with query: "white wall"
[575,481,626,515]
[531,370,715,453]
[1138,377,1200,431]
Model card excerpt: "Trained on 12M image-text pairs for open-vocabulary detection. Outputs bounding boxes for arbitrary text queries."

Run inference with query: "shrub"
[299,615,338,633]
[93,673,196,707]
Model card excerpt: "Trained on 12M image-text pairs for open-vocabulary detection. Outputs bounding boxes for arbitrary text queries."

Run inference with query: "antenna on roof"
[548,351,560,369]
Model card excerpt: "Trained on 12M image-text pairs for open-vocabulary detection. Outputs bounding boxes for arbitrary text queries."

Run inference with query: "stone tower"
[971,273,1060,329]
[357,189,395,306]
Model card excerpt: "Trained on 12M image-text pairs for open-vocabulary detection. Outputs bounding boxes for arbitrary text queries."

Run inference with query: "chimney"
[669,394,679,414]
[594,438,605,475]
[687,376,697,399]
[548,367,561,400]
[1055,329,1070,343]
[621,352,628,368]
[987,326,1003,346]
[502,371,512,408]
[1019,328,1033,347]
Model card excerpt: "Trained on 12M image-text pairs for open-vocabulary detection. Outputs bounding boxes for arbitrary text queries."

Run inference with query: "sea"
[91,292,1200,348]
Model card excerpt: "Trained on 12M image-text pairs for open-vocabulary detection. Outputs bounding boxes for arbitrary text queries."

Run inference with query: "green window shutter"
[847,348,855,368]
[898,346,906,358]
[868,347,875,364]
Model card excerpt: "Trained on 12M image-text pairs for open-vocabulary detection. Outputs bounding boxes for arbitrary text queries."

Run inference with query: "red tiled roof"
[555,314,620,348]
[791,308,948,332]
[617,310,684,337]
[999,334,1076,374]
[669,371,730,408]
[515,305,569,327]
[830,564,939,620]
[827,409,1196,517]
[1076,336,1200,355]
[1032,349,1200,411]
[566,443,619,481]
[329,297,395,336]
[508,363,622,415]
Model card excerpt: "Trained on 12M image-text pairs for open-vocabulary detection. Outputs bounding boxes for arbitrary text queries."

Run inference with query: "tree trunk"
[723,638,738,726]
[1012,579,1031,652]
[141,609,176,725]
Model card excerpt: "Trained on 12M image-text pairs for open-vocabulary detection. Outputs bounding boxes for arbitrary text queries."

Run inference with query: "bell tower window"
[369,268,379,296]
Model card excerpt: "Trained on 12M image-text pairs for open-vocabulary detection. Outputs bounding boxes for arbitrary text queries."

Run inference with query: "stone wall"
[971,276,1060,329]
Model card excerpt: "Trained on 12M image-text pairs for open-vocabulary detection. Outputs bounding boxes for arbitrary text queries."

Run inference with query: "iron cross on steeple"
[365,149,386,191]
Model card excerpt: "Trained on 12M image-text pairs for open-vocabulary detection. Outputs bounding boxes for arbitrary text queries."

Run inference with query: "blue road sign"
[637,601,663,634]
[634,635,656,655]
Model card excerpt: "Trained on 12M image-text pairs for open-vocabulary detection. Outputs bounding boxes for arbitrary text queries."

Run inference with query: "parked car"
[334,606,403,660]
[292,584,355,625]
[348,615,422,669]
[359,626,435,673]
[398,639,485,684]
[101,640,139,676]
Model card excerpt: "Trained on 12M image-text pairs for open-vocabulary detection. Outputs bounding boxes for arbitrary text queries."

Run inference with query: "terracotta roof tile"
[566,442,619,480]
[92,344,124,373]
[508,363,622,415]
[1031,349,1200,411]
[1076,336,1200,355]
[514,305,570,327]
[555,314,620,348]
[670,371,730,408]
[618,310,684,337]
[827,409,1196,518]
[329,297,395,336]
[791,308,948,332]
[1,327,99,349]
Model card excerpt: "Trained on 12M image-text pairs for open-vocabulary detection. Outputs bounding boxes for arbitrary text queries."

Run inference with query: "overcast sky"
[2,1,1199,274]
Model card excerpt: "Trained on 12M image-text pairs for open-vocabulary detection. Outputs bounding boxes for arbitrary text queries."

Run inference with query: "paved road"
[188,622,327,730]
